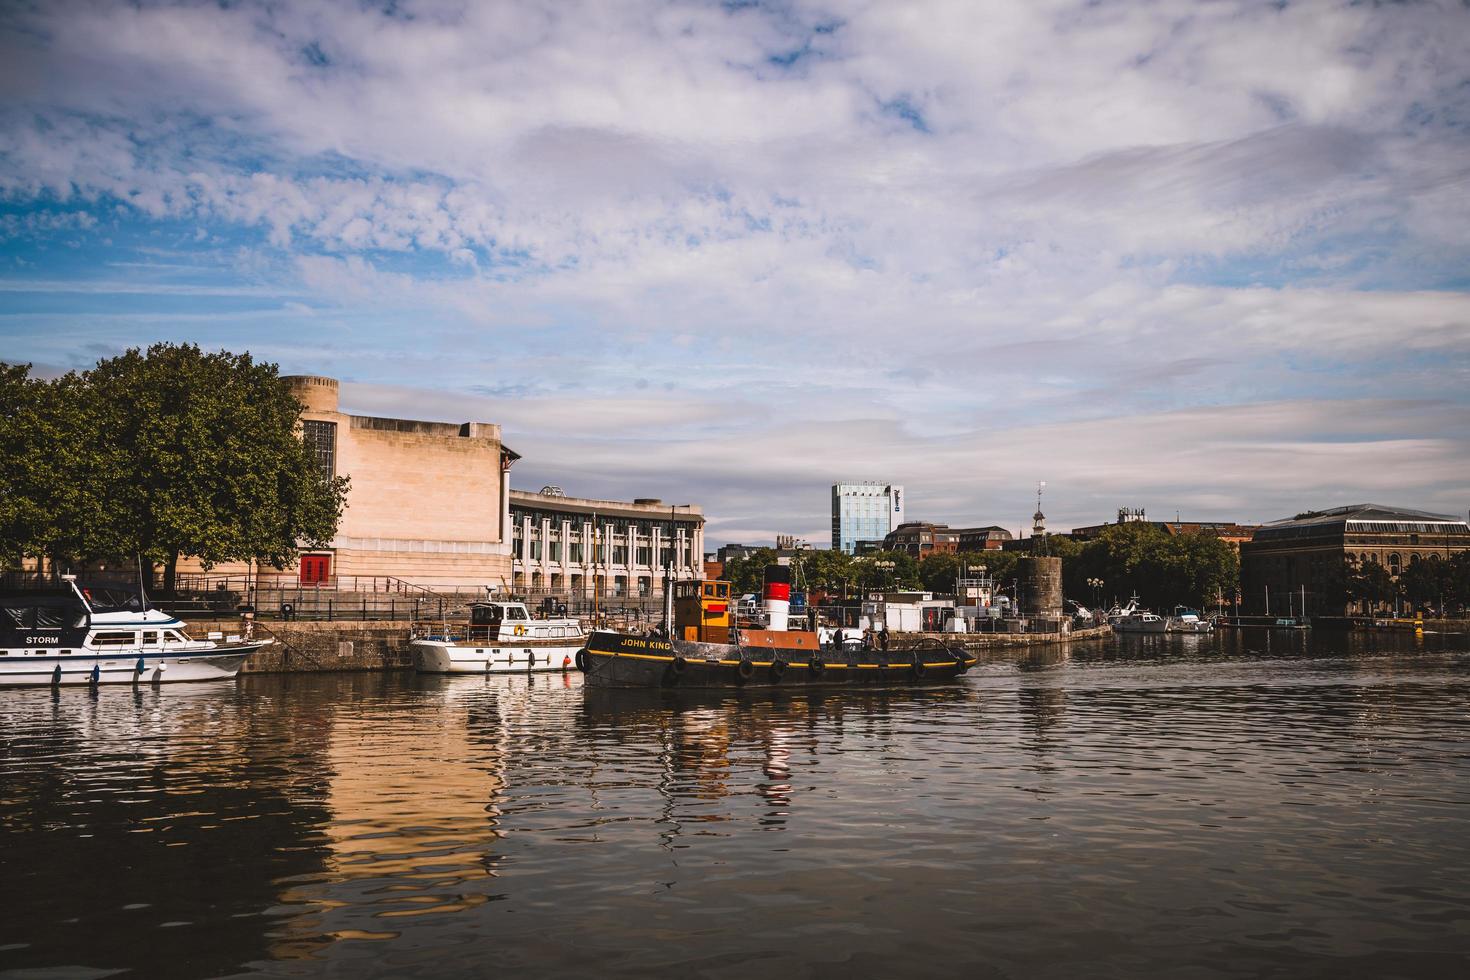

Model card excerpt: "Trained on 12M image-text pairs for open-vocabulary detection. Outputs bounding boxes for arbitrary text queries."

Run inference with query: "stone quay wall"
[186,618,416,673]
[188,620,1114,674]
[893,624,1113,652]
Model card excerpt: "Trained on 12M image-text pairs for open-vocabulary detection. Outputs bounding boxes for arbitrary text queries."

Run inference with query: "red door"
[299,554,332,585]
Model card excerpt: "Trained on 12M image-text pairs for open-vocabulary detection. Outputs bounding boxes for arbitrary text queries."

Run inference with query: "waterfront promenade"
[2,631,1467,978]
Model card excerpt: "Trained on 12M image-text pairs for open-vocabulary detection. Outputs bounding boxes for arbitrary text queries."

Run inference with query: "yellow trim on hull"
[582,650,970,670]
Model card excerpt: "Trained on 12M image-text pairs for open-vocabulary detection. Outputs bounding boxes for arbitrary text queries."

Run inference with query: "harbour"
[4,4,1470,975]
[3,631,1468,978]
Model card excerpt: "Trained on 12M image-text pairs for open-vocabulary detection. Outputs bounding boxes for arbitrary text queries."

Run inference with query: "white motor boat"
[0,577,269,687]
[1108,596,1169,634]
[1168,607,1214,634]
[410,598,585,674]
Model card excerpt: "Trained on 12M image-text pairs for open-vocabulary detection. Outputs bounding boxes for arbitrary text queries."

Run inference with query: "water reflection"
[0,633,1467,978]
[0,682,334,979]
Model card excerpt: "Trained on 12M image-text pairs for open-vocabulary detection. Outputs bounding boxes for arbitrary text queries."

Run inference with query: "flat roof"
[510,489,703,523]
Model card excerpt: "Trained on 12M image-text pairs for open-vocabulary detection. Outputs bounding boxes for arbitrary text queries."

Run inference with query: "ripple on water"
[0,637,1468,977]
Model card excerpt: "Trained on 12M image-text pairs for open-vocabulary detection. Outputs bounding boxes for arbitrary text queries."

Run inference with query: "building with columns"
[509,489,705,600]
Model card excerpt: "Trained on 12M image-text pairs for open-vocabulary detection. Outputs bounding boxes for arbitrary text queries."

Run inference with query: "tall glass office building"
[831,482,905,554]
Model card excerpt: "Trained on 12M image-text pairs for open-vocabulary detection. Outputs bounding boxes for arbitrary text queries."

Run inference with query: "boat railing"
[408,622,587,643]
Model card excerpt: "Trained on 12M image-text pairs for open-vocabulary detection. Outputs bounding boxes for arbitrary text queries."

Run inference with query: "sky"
[2,0,1468,546]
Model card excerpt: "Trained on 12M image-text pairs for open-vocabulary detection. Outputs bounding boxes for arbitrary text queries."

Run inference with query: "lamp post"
[1087,577,1104,610]
[874,559,895,594]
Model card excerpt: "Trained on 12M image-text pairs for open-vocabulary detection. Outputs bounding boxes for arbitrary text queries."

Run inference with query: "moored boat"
[410,598,585,674]
[1109,596,1169,634]
[577,567,976,689]
[0,576,269,687]
[1167,606,1214,633]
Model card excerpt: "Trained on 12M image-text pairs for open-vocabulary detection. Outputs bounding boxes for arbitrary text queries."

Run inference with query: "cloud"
[1,0,1468,541]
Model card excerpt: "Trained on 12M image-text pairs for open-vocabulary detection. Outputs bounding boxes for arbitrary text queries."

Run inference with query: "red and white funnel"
[763,564,791,632]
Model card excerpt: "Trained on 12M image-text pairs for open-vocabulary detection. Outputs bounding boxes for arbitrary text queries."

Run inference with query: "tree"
[792,548,853,596]
[1059,523,1238,611]
[721,548,778,595]
[0,365,110,570]
[1400,558,1452,613]
[918,552,960,593]
[0,363,41,566]
[1347,558,1396,613]
[853,550,919,593]
[1451,552,1470,614]
[3,346,348,592]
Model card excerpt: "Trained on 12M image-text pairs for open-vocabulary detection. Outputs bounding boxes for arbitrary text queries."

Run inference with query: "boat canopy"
[0,592,89,630]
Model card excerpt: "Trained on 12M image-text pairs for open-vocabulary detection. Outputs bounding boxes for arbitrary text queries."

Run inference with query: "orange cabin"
[674,579,732,643]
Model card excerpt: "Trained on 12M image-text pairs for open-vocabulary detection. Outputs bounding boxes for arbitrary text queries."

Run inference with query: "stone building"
[509,488,705,601]
[180,375,519,590]
[1239,503,1470,616]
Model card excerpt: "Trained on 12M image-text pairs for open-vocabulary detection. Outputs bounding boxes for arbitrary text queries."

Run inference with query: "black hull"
[577,631,976,689]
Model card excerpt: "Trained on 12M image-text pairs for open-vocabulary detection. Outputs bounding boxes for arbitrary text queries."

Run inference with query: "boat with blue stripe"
[1,576,269,687]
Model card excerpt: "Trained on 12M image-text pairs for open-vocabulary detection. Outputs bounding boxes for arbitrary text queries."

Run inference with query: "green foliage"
[0,366,103,566]
[1,346,348,588]
[1055,523,1238,610]
[1398,557,1454,609]
[917,552,959,593]
[720,548,778,595]
[792,548,855,595]
[1346,557,1397,609]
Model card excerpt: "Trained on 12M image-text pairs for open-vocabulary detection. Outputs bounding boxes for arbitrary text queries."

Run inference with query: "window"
[569,543,582,563]
[92,632,136,648]
[142,631,159,645]
[549,542,561,563]
[302,420,337,478]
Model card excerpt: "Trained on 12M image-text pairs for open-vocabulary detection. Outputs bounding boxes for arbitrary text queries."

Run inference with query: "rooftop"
[1252,503,1469,542]
[1262,503,1464,528]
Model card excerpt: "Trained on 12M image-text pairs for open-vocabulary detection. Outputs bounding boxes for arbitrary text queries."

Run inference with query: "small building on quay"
[509,488,704,601]
[1239,504,1470,616]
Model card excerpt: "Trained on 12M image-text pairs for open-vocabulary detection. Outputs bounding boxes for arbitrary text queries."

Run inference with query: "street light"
[871,559,895,596]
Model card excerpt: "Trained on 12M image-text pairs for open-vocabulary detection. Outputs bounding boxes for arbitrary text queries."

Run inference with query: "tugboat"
[0,575,270,687]
[577,565,976,689]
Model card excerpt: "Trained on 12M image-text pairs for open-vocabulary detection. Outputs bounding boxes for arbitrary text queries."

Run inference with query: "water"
[3,631,1469,979]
